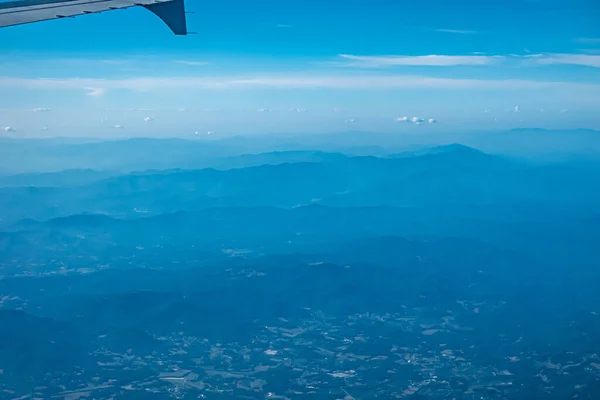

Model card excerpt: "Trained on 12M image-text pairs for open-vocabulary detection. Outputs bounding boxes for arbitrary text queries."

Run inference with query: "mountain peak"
[47,213,118,228]
[391,143,488,159]
[427,143,486,155]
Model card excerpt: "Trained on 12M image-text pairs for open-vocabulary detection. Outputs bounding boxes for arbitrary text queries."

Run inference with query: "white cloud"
[113,124,123,129]
[289,108,306,112]
[125,108,155,112]
[174,60,209,66]
[0,74,597,92]
[177,108,187,112]
[3,126,15,132]
[32,107,51,112]
[337,54,500,67]
[99,59,128,65]
[143,117,153,122]
[574,38,600,44]
[345,118,356,123]
[532,53,600,68]
[257,108,270,112]
[514,105,520,112]
[334,52,600,69]
[580,49,600,55]
[41,126,51,131]
[85,87,105,96]
[435,29,477,34]
[398,116,435,124]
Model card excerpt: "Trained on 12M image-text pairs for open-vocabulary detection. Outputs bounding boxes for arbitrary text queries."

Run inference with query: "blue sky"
[1,0,599,137]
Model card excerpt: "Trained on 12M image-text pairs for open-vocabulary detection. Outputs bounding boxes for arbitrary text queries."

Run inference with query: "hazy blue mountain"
[0,137,354,175]
[2,129,599,174]
[0,169,118,188]
[1,144,598,226]
[464,128,600,161]
[2,137,600,399]
[1,237,599,398]
[3,204,599,280]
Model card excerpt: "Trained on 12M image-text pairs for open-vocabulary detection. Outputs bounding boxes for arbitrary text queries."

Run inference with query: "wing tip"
[143,0,188,35]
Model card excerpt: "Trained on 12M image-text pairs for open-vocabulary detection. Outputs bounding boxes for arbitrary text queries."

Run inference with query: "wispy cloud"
[32,107,51,112]
[174,60,209,66]
[0,74,597,93]
[532,53,600,68]
[276,24,292,28]
[124,108,155,112]
[41,58,131,65]
[579,49,600,55]
[336,54,501,67]
[397,116,437,125]
[334,52,600,69]
[99,59,129,65]
[85,87,106,96]
[435,29,477,34]
[574,37,600,44]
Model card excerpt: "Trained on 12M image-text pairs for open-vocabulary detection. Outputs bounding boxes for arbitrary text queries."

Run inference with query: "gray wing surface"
[0,0,187,35]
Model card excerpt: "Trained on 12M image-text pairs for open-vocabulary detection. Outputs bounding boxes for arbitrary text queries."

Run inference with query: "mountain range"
[1,136,600,399]
[1,144,598,227]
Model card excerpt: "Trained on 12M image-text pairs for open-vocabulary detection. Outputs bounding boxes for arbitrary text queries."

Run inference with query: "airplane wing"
[0,0,188,35]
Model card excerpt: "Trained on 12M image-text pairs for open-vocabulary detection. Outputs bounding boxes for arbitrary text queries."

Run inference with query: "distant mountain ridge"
[3,128,600,174]
[5,203,598,279]
[1,143,598,227]
[2,131,600,399]
[0,169,118,188]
